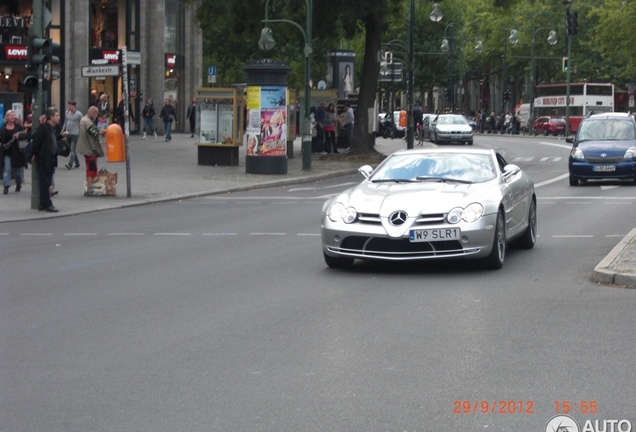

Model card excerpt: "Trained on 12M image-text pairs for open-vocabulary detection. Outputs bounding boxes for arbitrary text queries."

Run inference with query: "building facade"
[0,0,202,132]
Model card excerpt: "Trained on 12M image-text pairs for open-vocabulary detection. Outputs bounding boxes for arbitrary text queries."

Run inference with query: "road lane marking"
[534,173,570,188]
[20,233,53,236]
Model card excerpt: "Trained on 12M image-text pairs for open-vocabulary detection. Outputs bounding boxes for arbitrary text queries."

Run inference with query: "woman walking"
[1,110,27,194]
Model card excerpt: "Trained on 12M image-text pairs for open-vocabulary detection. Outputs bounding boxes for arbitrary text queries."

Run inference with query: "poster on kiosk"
[246,86,287,157]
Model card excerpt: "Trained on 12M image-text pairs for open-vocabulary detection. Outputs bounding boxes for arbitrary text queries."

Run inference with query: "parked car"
[429,114,473,145]
[533,116,566,136]
[568,112,636,186]
[378,111,406,138]
[321,148,537,269]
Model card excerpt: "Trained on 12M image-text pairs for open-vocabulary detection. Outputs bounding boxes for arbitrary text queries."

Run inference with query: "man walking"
[63,100,83,170]
[31,107,62,212]
[159,98,177,142]
[186,97,197,138]
[314,101,326,153]
[141,98,156,140]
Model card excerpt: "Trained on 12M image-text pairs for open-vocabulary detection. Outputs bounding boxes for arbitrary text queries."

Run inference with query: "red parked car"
[533,116,567,136]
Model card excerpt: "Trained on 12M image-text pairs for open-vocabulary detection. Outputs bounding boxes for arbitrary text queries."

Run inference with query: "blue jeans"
[143,117,154,134]
[3,155,23,188]
[344,124,353,148]
[164,121,172,140]
[66,134,80,167]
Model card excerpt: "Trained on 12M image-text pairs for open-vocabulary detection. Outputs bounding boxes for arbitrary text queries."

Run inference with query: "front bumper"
[569,160,636,180]
[321,213,498,262]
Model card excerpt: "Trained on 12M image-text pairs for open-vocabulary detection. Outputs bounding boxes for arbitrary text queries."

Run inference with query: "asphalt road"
[2,134,635,432]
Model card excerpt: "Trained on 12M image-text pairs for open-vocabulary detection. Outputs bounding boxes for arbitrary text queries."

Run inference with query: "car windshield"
[436,116,468,125]
[370,153,496,184]
[578,119,635,141]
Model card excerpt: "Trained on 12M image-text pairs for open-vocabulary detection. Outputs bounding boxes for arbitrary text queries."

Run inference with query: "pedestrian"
[159,98,177,142]
[63,100,83,170]
[97,93,111,125]
[323,103,338,154]
[488,112,496,134]
[504,111,511,134]
[77,106,107,194]
[30,107,63,212]
[341,101,354,152]
[141,97,157,140]
[314,101,326,153]
[479,110,485,133]
[186,97,197,138]
[115,92,135,130]
[1,110,28,195]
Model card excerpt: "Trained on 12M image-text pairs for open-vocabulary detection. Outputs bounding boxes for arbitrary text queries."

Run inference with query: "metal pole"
[30,0,43,210]
[121,45,132,197]
[502,33,507,115]
[564,5,572,136]
[528,18,536,135]
[301,1,312,170]
[449,28,455,112]
[406,0,414,149]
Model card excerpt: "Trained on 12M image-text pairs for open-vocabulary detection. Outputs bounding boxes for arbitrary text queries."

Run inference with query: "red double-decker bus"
[533,82,615,133]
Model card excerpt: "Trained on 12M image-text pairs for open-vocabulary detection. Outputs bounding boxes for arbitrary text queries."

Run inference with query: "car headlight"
[447,203,484,224]
[624,146,636,160]
[571,147,585,160]
[327,203,357,223]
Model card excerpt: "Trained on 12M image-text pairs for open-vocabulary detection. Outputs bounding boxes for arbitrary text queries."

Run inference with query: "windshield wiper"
[415,176,473,184]
[371,178,415,183]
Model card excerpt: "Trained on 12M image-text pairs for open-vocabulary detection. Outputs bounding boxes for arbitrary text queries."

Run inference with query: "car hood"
[435,124,472,133]
[341,180,498,217]
[577,140,634,156]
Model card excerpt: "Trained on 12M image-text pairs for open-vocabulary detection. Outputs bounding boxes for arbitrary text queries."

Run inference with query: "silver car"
[321,148,537,269]
[430,114,474,145]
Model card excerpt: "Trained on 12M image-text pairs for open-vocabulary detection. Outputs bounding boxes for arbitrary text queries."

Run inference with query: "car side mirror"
[359,165,373,180]
[502,163,521,180]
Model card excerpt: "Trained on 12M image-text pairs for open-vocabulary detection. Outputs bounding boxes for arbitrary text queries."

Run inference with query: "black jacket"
[159,105,177,123]
[142,103,155,118]
[31,122,62,167]
[0,124,27,169]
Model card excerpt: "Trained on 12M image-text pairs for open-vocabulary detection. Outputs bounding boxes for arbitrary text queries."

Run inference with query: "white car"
[429,114,474,145]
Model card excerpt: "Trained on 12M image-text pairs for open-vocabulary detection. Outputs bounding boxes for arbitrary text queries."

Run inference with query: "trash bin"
[106,123,125,162]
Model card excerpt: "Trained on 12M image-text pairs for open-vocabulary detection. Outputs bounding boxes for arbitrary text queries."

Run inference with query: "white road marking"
[537,141,572,150]
[602,202,632,205]
[539,157,563,162]
[534,173,570,188]
[20,233,53,236]
[601,185,621,190]
[540,196,636,200]
[288,182,358,192]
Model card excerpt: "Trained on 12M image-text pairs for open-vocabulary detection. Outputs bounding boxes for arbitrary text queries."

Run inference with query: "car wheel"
[466,140,473,146]
[484,210,506,270]
[512,198,537,249]
[324,252,354,269]
[569,175,578,186]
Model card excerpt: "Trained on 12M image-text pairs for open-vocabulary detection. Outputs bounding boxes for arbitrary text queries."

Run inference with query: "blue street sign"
[208,66,216,76]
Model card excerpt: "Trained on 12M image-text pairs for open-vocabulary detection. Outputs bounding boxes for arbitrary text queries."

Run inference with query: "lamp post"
[509,11,557,134]
[441,24,482,114]
[259,0,312,170]
[386,1,442,150]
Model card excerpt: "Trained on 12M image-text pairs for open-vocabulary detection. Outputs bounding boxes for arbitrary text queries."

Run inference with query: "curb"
[592,228,636,287]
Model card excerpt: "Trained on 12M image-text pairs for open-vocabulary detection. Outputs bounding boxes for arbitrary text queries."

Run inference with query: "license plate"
[593,165,616,172]
[451,135,461,140]
[409,228,461,242]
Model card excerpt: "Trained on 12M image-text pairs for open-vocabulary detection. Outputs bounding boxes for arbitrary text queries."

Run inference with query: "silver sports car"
[321,148,537,269]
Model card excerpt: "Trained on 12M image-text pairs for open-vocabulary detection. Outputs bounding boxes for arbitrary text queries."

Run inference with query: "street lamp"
[259,0,313,170]
[440,23,482,113]
[510,11,557,134]
[407,0,444,149]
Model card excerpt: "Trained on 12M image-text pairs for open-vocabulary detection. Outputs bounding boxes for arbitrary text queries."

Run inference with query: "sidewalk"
[0,133,404,223]
[1,132,633,287]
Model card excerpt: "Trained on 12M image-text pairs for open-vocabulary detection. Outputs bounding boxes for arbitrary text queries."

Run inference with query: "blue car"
[567,112,636,186]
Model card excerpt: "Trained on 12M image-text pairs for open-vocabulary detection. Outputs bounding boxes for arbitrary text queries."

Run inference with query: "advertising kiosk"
[194,87,244,166]
[244,59,291,174]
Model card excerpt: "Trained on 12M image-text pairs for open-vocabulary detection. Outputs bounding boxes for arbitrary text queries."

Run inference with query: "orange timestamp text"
[554,400,598,414]
[453,400,535,414]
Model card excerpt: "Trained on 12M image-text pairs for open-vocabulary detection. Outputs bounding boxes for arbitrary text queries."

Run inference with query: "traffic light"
[22,74,38,90]
[565,10,578,36]
[444,88,450,99]
[503,89,511,102]
[562,57,569,72]
[25,36,60,88]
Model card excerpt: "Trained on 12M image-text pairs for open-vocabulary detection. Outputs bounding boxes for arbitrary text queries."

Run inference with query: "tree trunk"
[351,11,382,154]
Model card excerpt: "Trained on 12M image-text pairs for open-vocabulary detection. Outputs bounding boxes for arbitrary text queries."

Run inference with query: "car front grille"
[356,213,447,227]
[331,236,478,260]
[587,156,623,163]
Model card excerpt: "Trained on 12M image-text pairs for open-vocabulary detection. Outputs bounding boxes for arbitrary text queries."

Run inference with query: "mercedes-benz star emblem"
[600,153,607,158]
[389,211,408,226]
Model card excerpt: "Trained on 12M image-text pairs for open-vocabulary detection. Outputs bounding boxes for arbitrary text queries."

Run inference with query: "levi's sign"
[81,65,119,77]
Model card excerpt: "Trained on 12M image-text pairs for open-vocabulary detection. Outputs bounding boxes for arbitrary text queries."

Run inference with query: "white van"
[515,103,530,132]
